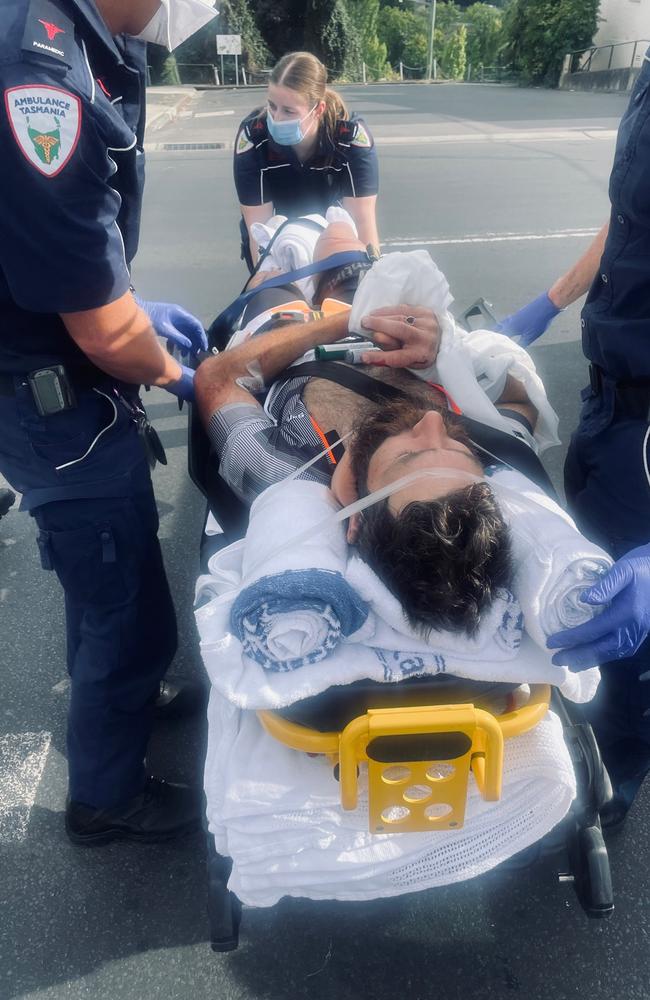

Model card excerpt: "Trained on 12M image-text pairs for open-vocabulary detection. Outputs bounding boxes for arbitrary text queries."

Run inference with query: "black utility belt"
[589,363,650,420]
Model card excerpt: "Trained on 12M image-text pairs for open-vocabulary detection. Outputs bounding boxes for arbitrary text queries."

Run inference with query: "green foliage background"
[153,0,603,88]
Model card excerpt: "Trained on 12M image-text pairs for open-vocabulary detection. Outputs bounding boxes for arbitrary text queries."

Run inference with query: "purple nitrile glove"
[496,292,561,347]
[165,365,195,403]
[136,297,208,356]
[547,544,650,671]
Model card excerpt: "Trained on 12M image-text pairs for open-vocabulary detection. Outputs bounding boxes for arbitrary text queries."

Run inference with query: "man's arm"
[548,221,610,309]
[62,291,183,387]
[497,221,610,345]
[241,203,275,266]
[495,374,538,430]
[195,309,350,420]
[342,195,379,252]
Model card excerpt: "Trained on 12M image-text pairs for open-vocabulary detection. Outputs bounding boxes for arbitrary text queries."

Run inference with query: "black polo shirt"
[0,0,146,374]
[233,109,379,216]
[582,48,650,380]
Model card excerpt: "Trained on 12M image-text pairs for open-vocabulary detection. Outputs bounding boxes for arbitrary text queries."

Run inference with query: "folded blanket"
[195,479,600,709]
[487,468,613,650]
[204,694,576,906]
[348,252,561,454]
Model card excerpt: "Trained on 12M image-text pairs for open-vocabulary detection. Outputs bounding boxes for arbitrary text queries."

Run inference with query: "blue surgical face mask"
[267,104,317,146]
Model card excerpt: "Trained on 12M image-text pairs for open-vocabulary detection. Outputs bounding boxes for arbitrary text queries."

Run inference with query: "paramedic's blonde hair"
[269,51,348,145]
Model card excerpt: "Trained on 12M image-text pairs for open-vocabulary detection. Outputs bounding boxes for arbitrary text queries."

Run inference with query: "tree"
[464,3,504,72]
[348,0,390,77]
[441,23,467,79]
[255,0,305,60]
[502,0,600,85]
[378,6,428,70]
[175,0,270,71]
[305,0,362,78]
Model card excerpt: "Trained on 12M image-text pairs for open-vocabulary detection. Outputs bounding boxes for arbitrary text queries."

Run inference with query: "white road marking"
[376,128,617,146]
[0,732,52,843]
[194,109,236,119]
[382,228,600,249]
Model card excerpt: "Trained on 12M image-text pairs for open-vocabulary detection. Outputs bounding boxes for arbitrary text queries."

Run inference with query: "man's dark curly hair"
[349,399,514,637]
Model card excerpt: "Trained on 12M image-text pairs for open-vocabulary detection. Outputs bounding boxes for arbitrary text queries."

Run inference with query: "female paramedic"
[233,50,380,271]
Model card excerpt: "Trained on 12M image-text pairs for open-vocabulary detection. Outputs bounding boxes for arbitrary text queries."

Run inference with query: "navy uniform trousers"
[0,379,176,809]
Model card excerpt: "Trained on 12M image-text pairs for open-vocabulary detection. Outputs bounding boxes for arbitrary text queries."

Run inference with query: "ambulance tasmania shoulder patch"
[236,128,253,155]
[351,122,372,148]
[4,85,82,177]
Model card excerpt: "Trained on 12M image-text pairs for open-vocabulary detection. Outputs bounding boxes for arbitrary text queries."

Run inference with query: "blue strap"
[208,250,370,345]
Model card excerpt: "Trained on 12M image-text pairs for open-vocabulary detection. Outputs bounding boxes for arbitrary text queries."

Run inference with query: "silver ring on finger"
[405,315,416,325]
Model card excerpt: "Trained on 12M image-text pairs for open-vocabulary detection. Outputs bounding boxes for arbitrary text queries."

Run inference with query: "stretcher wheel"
[207,844,242,952]
[567,819,614,919]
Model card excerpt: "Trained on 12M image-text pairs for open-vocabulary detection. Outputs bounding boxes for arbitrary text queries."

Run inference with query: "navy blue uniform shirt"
[0,0,146,374]
[233,109,379,216]
[582,49,650,381]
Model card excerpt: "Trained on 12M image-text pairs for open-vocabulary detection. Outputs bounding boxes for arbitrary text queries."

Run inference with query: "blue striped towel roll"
[231,568,369,672]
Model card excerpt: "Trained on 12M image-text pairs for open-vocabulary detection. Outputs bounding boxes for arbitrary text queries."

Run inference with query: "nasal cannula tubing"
[261,432,572,565]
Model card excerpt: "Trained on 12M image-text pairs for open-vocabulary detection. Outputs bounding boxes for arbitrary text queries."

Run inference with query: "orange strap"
[426,381,462,414]
[309,416,338,465]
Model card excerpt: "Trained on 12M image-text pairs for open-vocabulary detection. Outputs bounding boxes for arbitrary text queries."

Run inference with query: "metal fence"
[563,38,649,75]
[147,59,517,88]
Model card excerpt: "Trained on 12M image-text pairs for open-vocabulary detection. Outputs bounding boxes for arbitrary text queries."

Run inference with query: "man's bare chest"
[302,365,445,435]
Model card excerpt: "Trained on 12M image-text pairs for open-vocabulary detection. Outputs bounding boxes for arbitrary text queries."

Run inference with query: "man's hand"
[547,544,650,671]
[496,292,561,347]
[136,298,208,356]
[359,306,441,369]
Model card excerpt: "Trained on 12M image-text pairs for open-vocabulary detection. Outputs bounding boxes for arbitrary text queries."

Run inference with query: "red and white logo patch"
[4,85,81,177]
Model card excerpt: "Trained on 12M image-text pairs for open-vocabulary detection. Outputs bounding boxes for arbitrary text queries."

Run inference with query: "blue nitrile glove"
[136,297,208,356]
[165,365,195,403]
[547,544,650,671]
[496,292,561,347]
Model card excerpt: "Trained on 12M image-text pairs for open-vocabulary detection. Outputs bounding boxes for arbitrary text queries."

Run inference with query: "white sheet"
[205,696,576,906]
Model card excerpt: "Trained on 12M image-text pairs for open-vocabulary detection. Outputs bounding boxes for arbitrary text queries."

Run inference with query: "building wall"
[592,0,649,69]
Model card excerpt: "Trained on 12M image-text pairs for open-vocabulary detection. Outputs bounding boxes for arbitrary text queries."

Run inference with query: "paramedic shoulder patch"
[4,85,81,177]
[236,127,253,155]
[351,122,372,148]
[21,0,74,67]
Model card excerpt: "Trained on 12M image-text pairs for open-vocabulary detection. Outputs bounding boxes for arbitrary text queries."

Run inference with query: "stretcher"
[188,256,615,952]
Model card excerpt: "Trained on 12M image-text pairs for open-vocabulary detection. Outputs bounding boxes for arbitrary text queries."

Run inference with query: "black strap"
[283,361,558,499]
[285,361,405,403]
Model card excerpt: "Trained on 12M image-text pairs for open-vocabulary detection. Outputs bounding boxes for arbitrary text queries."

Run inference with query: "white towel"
[204,694,576,906]
[196,479,600,709]
[348,252,561,454]
[488,468,613,649]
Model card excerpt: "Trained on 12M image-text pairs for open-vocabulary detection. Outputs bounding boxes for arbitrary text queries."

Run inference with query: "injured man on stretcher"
[193,215,614,906]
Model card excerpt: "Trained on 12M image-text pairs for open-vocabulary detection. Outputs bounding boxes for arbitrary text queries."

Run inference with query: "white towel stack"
[205,697,576,907]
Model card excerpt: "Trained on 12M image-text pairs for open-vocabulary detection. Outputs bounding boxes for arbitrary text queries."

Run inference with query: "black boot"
[154,678,208,720]
[0,488,15,519]
[65,777,203,846]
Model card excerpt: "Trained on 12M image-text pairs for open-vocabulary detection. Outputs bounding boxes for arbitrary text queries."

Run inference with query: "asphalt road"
[1,83,649,1000]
